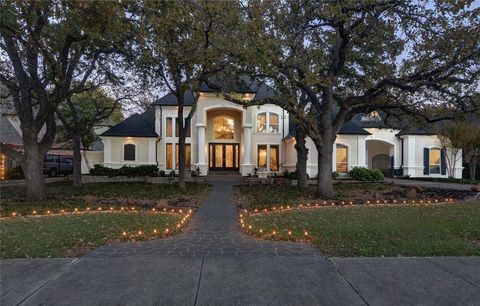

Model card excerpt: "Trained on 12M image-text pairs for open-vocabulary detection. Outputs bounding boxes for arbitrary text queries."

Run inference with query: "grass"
[243,202,480,257]
[1,181,209,201]
[235,182,391,209]
[0,212,184,258]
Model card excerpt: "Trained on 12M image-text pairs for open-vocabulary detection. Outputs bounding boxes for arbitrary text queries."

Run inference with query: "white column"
[103,137,111,164]
[404,136,416,176]
[196,123,206,165]
[148,139,156,164]
[155,106,161,136]
[243,125,252,165]
[357,136,367,167]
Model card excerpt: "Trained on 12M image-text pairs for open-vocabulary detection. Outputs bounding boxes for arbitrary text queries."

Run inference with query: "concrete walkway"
[1,175,480,305]
[386,178,476,191]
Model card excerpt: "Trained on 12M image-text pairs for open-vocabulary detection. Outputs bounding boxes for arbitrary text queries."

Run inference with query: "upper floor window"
[257,112,279,133]
[214,116,235,140]
[123,144,136,161]
[166,117,190,138]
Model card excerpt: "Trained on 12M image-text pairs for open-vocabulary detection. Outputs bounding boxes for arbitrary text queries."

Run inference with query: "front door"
[209,143,239,171]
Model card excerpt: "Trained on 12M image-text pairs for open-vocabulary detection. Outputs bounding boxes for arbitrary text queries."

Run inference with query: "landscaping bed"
[234,182,475,210]
[241,201,480,257]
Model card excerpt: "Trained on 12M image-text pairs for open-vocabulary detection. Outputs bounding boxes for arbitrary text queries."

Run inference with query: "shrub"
[349,167,384,181]
[332,171,339,180]
[89,164,159,177]
[7,165,24,180]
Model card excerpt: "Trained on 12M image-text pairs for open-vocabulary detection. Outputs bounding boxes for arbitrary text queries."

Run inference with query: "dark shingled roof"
[396,126,436,136]
[153,78,272,106]
[101,108,157,137]
[284,117,370,140]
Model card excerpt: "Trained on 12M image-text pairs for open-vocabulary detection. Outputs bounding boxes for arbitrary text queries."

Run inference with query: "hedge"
[349,167,385,181]
[89,165,159,177]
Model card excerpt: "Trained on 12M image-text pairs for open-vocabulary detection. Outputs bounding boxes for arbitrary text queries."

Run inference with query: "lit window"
[166,118,173,137]
[336,144,348,173]
[258,145,267,170]
[257,144,280,172]
[269,113,279,133]
[270,145,279,171]
[429,148,441,174]
[166,143,173,169]
[257,113,267,133]
[214,116,235,139]
[124,144,136,161]
[257,112,280,133]
[175,144,191,169]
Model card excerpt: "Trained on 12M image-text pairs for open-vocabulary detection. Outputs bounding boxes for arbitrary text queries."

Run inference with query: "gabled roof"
[101,108,157,137]
[153,78,273,106]
[284,118,371,140]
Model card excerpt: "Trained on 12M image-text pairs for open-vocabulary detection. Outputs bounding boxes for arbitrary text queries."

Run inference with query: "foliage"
[349,167,385,181]
[331,171,339,180]
[0,213,183,258]
[89,164,158,177]
[7,165,24,180]
[243,202,480,257]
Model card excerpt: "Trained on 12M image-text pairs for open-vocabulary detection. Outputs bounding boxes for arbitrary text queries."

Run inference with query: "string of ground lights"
[2,207,193,239]
[239,198,456,240]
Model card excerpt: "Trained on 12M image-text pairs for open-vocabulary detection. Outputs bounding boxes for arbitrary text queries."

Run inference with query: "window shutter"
[390,155,394,177]
[441,149,447,175]
[423,148,429,175]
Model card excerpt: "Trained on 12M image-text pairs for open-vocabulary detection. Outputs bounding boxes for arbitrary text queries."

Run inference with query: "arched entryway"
[206,108,242,172]
[366,139,395,177]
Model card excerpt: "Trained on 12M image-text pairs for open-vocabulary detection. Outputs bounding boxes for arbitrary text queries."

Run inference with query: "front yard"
[242,201,480,257]
[0,182,209,258]
[234,182,474,210]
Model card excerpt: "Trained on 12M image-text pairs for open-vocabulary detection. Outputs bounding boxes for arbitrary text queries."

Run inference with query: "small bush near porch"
[243,202,480,257]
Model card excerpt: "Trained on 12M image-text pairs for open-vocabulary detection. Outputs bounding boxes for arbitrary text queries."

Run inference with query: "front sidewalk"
[2,256,479,305]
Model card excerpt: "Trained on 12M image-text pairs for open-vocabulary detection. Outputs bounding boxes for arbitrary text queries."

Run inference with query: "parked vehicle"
[43,155,74,177]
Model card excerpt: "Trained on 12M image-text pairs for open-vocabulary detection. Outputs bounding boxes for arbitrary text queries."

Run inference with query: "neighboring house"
[101,81,463,178]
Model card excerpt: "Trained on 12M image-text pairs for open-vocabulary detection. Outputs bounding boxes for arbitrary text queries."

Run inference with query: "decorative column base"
[195,163,208,176]
[240,164,254,176]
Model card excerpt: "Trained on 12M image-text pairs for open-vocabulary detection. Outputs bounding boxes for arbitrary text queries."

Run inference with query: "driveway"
[2,175,479,305]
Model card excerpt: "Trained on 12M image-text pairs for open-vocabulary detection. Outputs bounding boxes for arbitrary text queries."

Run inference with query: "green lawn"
[242,202,480,257]
[2,181,209,200]
[235,183,391,209]
[0,212,184,258]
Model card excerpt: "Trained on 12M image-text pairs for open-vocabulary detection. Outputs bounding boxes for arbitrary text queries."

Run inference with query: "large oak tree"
[0,1,131,199]
[232,0,479,198]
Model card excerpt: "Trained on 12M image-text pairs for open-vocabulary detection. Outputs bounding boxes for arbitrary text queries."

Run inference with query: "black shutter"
[390,155,394,177]
[423,148,429,175]
[441,148,447,175]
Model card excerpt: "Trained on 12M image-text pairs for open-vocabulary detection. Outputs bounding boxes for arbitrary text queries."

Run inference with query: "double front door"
[209,143,239,171]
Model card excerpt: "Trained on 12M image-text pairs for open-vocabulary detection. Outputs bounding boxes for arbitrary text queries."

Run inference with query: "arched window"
[123,144,136,161]
[214,116,235,139]
[256,112,280,133]
[336,144,348,173]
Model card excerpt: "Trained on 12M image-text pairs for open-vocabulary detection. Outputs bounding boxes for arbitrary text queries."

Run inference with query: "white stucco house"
[100,82,463,178]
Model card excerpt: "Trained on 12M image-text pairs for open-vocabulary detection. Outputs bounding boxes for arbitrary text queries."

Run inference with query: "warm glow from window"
[336,144,348,173]
[257,112,280,133]
[166,143,173,169]
[429,148,441,174]
[257,113,267,133]
[175,144,191,169]
[258,145,267,170]
[166,118,172,137]
[214,116,235,139]
[270,145,279,171]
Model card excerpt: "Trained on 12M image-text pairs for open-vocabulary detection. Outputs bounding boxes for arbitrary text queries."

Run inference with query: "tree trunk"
[316,139,334,199]
[294,127,309,190]
[470,152,478,180]
[72,133,82,187]
[23,142,46,200]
